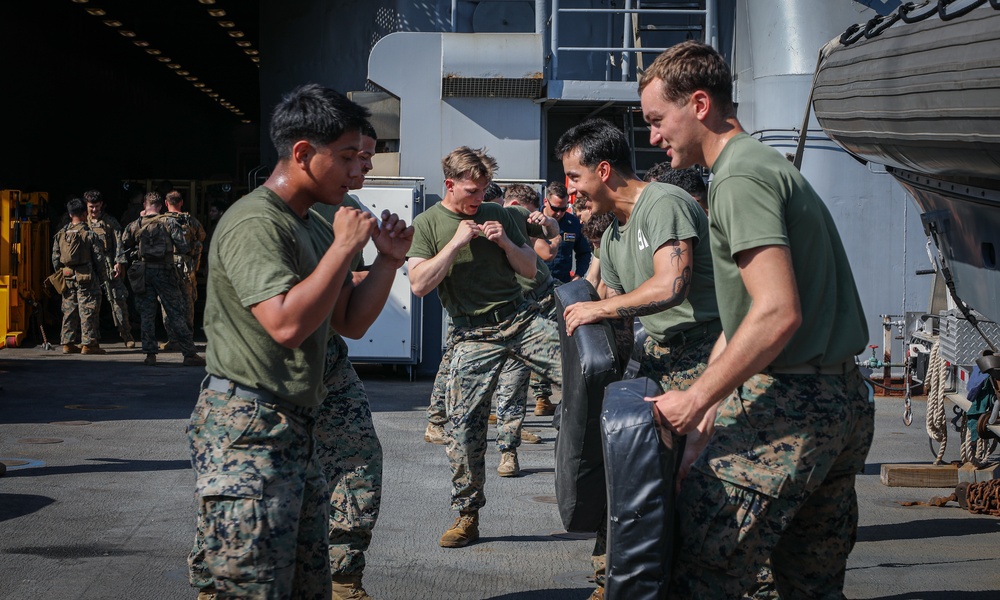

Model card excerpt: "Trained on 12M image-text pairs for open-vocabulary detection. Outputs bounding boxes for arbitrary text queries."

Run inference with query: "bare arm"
[482,219,536,279]
[647,244,802,435]
[585,255,602,291]
[563,238,694,336]
[251,208,375,348]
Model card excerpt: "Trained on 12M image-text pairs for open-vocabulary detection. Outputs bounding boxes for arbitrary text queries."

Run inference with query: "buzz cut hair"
[504,184,540,210]
[442,146,498,182]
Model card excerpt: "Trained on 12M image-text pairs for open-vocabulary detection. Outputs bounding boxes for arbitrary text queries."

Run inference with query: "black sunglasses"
[549,205,568,213]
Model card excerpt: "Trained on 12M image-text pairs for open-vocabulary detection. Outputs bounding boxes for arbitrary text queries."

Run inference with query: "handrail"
[550,0,717,80]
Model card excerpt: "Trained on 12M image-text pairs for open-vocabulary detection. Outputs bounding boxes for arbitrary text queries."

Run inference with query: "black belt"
[203,375,277,404]
[525,277,555,303]
[662,319,723,347]
[766,360,856,376]
[451,301,519,328]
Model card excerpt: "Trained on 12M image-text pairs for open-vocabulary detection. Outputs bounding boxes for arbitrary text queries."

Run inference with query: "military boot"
[439,511,479,548]
[424,422,446,445]
[143,353,157,366]
[588,586,605,600]
[195,587,217,600]
[62,343,81,354]
[520,429,542,444]
[183,354,207,367]
[534,396,556,416]
[81,344,106,355]
[498,450,520,477]
[331,573,373,600]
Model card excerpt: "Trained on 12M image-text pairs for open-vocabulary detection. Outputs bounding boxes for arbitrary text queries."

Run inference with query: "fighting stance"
[187,84,410,598]
[640,41,872,599]
[407,147,561,548]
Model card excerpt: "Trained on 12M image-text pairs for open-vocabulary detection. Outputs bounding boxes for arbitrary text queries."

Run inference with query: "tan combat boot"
[183,354,206,367]
[62,343,81,354]
[439,511,479,548]
[331,572,373,600]
[520,429,542,444]
[498,450,520,477]
[588,586,605,600]
[81,344,106,355]
[195,587,217,600]
[488,413,497,424]
[534,396,556,416]
[424,422,446,445]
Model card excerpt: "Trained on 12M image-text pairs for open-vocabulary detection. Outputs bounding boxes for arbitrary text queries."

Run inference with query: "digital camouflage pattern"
[446,305,561,513]
[167,211,206,333]
[52,223,105,345]
[135,265,197,356]
[89,214,134,342]
[315,333,382,577]
[668,368,874,599]
[187,388,331,598]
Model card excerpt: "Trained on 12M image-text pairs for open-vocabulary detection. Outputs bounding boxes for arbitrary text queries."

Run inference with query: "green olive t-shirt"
[204,186,334,407]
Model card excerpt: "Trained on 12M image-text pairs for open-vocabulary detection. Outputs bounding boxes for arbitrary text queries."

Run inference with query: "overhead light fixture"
[242,120,251,124]
[85,8,106,16]
[208,93,219,98]
[235,41,251,47]
[167,63,181,69]
[185,76,198,81]
[251,57,260,63]
[157,57,172,63]
[145,48,162,55]
[71,0,90,3]
[218,21,235,28]
[227,30,245,38]
[118,30,136,37]
[133,40,149,47]
[203,88,213,93]
[193,82,206,88]
[197,0,217,4]
[207,9,226,17]
[176,70,190,76]
[103,19,122,27]
[243,49,259,56]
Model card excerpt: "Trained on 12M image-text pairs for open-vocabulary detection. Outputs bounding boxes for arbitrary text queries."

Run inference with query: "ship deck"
[1,342,999,599]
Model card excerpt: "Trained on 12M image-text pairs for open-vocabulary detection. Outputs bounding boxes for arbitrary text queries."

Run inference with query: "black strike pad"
[554,279,622,532]
[601,377,680,600]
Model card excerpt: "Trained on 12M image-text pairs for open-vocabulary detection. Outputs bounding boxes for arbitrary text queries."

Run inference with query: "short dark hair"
[66,198,86,217]
[83,189,102,204]
[644,163,707,199]
[554,118,634,175]
[546,182,567,201]
[361,120,378,141]
[269,84,371,160]
[582,212,615,249]
[484,182,504,202]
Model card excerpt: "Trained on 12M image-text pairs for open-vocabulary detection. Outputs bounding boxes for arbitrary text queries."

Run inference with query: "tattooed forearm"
[615,266,692,319]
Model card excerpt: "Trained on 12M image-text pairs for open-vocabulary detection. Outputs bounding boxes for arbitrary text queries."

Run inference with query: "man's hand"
[527,211,559,238]
[563,300,607,336]
[647,388,718,493]
[112,263,122,279]
[449,220,481,249]
[371,209,414,266]
[479,220,512,248]
[332,207,376,256]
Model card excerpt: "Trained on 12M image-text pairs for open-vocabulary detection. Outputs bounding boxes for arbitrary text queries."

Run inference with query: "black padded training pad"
[601,377,680,600]
[554,279,621,533]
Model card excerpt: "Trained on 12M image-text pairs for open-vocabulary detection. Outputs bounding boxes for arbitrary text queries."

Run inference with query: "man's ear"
[691,90,711,122]
[291,140,313,168]
[444,178,455,192]
[598,161,613,182]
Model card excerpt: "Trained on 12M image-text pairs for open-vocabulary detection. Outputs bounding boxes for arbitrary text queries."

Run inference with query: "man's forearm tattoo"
[670,245,685,266]
[615,266,692,319]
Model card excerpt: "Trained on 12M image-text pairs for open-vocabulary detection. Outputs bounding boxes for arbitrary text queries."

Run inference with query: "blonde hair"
[639,40,735,116]
[442,146,498,181]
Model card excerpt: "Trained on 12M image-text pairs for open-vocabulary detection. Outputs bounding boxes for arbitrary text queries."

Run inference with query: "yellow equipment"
[0,190,50,348]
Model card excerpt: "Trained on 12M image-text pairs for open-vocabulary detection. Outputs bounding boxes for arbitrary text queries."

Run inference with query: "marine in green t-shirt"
[555,122,719,342]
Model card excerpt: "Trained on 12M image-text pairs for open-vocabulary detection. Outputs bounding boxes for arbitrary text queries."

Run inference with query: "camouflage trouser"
[315,334,382,577]
[166,262,196,334]
[136,264,196,356]
[60,277,102,345]
[102,274,133,342]
[187,386,331,599]
[428,289,558,441]
[592,329,715,586]
[446,304,561,512]
[668,368,875,599]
